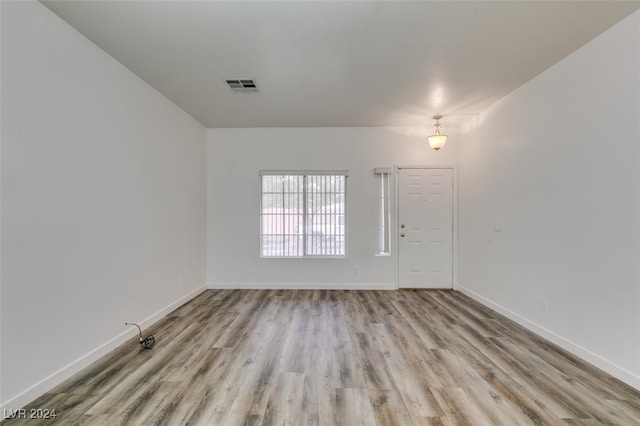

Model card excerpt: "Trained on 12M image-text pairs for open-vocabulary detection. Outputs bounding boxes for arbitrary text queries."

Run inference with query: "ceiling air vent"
[225,79,258,93]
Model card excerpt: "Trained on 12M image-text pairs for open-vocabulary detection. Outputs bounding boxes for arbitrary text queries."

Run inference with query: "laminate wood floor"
[4,290,639,425]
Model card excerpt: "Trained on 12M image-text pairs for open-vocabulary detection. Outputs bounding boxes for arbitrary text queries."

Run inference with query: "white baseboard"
[207,282,396,290]
[0,285,207,413]
[457,286,640,391]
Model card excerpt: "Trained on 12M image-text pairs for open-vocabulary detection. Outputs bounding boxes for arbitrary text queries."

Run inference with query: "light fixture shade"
[427,115,448,151]
[427,134,448,151]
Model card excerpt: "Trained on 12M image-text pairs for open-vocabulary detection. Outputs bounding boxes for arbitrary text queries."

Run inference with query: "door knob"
[400,233,406,237]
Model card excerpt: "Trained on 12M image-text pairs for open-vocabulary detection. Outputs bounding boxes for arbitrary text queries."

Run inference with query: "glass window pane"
[261,172,346,257]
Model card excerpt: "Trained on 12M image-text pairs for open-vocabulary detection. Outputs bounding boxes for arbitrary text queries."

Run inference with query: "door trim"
[395,165,458,290]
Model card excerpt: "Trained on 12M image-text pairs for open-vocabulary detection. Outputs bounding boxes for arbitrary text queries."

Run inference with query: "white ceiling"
[41,1,640,129]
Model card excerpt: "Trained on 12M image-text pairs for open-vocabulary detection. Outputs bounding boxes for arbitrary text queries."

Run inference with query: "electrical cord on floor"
[125,322,156,349]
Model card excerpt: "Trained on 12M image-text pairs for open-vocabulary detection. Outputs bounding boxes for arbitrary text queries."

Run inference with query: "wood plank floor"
[4,290,639,425]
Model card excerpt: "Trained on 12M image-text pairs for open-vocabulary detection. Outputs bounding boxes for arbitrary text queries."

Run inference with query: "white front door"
[398,167,453,288]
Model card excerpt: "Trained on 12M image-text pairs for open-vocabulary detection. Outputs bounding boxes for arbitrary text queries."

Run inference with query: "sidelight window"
[375,168,391,255]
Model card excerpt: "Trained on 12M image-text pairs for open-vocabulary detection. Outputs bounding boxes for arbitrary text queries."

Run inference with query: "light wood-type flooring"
[4,289,640,425]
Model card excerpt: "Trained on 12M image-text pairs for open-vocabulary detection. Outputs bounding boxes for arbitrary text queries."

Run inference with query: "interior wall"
[1,1,207,409]
[457,11,640,388]
[207,127,458,288]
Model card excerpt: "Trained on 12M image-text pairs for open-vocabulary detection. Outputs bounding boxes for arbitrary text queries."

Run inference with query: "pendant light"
[427,115,448,151]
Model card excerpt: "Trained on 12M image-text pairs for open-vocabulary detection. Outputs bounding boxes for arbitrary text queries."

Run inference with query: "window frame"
[374,168,392,256]
[259,170,348,258]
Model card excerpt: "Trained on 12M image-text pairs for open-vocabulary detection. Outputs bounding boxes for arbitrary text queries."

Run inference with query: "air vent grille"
[226,79,258,92]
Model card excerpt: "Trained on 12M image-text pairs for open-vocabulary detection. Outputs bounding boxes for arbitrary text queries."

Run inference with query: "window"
[260,171,347,257]
[375,168,391,255]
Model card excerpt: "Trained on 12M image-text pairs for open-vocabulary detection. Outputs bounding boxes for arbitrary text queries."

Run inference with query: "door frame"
[395,165,458,290]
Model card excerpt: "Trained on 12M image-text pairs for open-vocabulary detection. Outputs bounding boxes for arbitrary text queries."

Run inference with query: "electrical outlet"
[539,298,548,312]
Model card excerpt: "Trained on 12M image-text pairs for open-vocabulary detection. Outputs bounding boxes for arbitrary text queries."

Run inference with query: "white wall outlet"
[493,222,503,232]
[539,298,548,312]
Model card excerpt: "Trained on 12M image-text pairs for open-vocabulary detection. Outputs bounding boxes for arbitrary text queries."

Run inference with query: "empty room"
[2,0,640,424]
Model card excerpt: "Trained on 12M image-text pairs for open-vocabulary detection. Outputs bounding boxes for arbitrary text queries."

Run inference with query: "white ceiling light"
[427,115,448,151]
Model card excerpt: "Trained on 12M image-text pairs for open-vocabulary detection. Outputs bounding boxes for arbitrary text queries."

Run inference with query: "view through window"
[375,168,391,255]
[260,172,347,257]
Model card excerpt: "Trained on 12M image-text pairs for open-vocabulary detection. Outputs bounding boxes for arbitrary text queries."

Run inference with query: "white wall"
[1,1,207,409]
[457,11,640,388]
[207,127,458,288]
